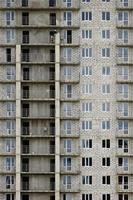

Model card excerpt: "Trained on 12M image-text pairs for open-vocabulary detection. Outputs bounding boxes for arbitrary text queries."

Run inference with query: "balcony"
[21,145,55,155]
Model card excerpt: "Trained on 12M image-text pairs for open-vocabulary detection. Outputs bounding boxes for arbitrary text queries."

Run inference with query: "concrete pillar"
[55,32,60,200]
[16,45,21,200]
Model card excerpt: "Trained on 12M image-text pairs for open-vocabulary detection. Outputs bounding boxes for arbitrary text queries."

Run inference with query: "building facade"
[0,0,132,200]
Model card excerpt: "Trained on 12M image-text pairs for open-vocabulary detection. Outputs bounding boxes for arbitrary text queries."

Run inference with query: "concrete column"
[55,32,60,200]
[16,45,21,200]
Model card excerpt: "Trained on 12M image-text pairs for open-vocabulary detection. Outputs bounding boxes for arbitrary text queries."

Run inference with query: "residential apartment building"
[0,0,132,200]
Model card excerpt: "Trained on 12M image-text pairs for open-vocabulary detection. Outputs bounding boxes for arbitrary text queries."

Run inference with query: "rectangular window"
[63,157,71,171]
[82,157,92,166]
[6,175,15,189]
[6,120,15,135]
[118,157,128,171]
[6,48,11,62]
[64,11,72,25]
[82,48,92,58]
[102,194,110,200]
[118,67,128,80]
[82,139,92,148]
[6,30,15,43]
[102,48,110,57]
[6,67,15,80]
[118,47,128,62]
[102,30,110,39]
[118,30,128,43]
[102,102,110,112]
[118,11,128,25]
[118,103,128,116]
[82,66,92,76]
[6,11,15,25]
[6,194,15,200]
[64,84,72,98]
[118,120,128,133]
[82,30,92,39]
[82,12,92,21]
[118,84,128,98]
[64,139,72,153]
[5,157,15,171]
[82,84,92,94]
[82,102,92,112]
[82,176,92,185]
[102,12,110,21]
[81,121,92,131]
[63,175,71,189]
[64,121,71,134]
[102,176,110,185]
[102,121,110,130]
[22,0,28,7]
[118,194,128,200]
[102,84,110,94]
[102,66,110,75]
[63,48,72,62]
[102,157,110,166]
[82,194,92,200]
[102,139,110,148]
[22,12,29,25]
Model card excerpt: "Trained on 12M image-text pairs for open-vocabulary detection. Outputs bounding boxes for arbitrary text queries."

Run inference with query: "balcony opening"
[22,104,29,117]
[22,49,30,62]
[67,30,72,44]
[50,85,55,98]
[50,177,55,190]
[22,158,29,172]
[50,49,55,62]
[22,195,29,200]
[22,12,29,25]
[6,194,15,200]
[49,122,55,135]
[50,140,55,154]
[49,67,55,80]
[22,0,29,7]
[6,48,11,62]
[22,176,29,190]
[50,104,55,117]
[22,31,29,44]
[49,31,55,43]
[23,68,30,80]
[23,86,29,99]
[22,140,29,154]
[50,196,55,200]
[49,0,56,7]
[50,13,56,25]
[22,121,30,135]
[50,159,55,172]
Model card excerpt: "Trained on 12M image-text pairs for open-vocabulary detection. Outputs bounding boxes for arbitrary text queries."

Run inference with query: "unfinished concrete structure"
[0,0,132,200]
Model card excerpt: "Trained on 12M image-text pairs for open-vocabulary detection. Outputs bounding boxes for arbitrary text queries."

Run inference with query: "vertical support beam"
[16,45,21,200]
[55,32,60,200]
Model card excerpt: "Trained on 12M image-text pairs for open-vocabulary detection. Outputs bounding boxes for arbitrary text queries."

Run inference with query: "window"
[102,176,110,185]
[102,121,110,130]
[102,48,110,57]
[102,194,110,200]
[82,0,91,2]
[6,103,15,117]
[82,48,92,57]
[50,13,56,25]
[82,194,92,200]
[6,48,11,62]
[102,157,110,166]
[102,30,110,39]
[118,103,128,116]
[82,176,92,185]
[102,102,110,112]
[64,11,72,25]
[102,0,110,2]
[82,157,92,166]
[102,66,110,75]
[49,0,56,7]
[82,12,92,21]
[118,194,128,200]
[6,11,15,25]
[64,121,71,134]
[82,139,92,148]
[118,139,128,152]
[64,139,72,153]
[81,121,92,131]
[82,84,92,94]
[118,176,128,189]
[82,30,92,39]
[82,66,92,76]
[63,175,71,189]
[120,0,128,7]
[118,84,128,98]
[6,194,14,200]
[63,194,72,200]
[63,157,71,171]
[6,0,15,7]
[22,195,29,200]
[118,66,128,80]
[22,31,29,43]
[6,85,15,99]
[6,120,15,135]
[63,48,72,62]
[22,0,28,7]
[64,84,72,98]
[64,103,72,116]
[118,120,128,133]
[63,67,72,80]
[118,30,128,43]
[82,102,92,112]
[118,157,128,171]
[6,67,15,80]
[102,84,110,94]
[102,12,110,21]
[64,30,72,44]
[6,30,15,43]
[118,48,128,62]
[118,12,128,25]
[6,175,14,189]
[5,139,15,152]
[22,12,29,25]
[102,139,110,148]
[5,157,15,171]
[63,0,72,8]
